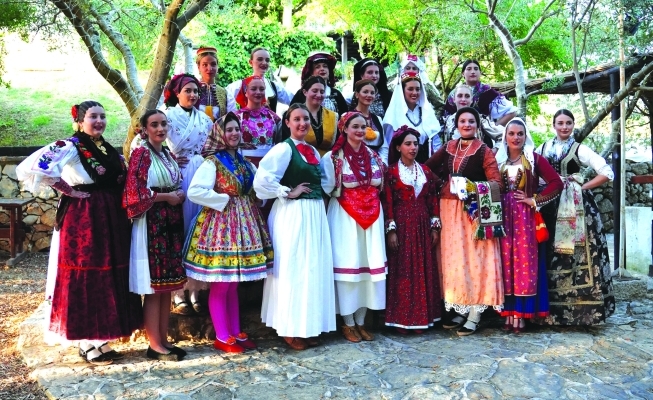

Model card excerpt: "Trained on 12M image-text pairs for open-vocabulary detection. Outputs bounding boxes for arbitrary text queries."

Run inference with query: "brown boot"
[356,324,374,341]
[342,325,362,343]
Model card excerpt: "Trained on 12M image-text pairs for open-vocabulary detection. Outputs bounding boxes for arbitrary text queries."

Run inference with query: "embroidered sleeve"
[16,139,78,195]
[482,146,504,191]
[52,179,74,196]
[123,147,156,219]
[578,144,614,180]
[534,154,563,207]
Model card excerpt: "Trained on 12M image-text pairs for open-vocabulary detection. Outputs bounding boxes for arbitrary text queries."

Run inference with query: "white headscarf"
[392,55,431,86]
[495,117,535,175]
[383,74,441,143]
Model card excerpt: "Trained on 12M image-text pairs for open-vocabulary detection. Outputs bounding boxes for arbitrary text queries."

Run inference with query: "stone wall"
[591,159,652,233]
[0,156,60,253]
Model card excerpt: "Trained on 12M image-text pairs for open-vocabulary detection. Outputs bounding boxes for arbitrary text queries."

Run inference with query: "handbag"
[535,211,549,243]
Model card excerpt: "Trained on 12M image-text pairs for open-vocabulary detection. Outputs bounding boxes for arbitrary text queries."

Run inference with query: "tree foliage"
[199,10,334,86]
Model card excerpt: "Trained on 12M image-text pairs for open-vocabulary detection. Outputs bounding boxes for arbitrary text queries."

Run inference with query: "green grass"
[0,86,130,147]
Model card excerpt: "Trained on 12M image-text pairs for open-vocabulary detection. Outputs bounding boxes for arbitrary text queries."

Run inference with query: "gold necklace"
[91,137,108,155]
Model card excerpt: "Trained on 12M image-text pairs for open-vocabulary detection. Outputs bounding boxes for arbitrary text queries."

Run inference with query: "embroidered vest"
[280,139,323,200]
[305,108,338,157]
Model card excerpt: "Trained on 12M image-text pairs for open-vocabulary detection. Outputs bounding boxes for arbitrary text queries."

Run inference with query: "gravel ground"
[0,251,48,400]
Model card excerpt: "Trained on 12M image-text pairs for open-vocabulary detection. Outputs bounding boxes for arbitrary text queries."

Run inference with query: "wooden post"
[341,34,348,82]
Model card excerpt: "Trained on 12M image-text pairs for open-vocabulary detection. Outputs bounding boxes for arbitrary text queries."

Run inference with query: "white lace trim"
[445,302,503,314]
[398,161,426,197]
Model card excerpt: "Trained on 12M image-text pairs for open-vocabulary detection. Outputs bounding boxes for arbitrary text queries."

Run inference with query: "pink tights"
[209,282,240,341]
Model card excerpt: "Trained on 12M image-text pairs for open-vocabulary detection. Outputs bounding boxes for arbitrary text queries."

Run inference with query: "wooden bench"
[0,198,35,266]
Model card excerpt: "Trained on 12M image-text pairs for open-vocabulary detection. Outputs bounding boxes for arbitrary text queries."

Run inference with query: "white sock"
[189,291,199,304]
[354,307,367,326]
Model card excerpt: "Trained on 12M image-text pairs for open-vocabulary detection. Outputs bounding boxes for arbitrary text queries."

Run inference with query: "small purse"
[535,211,549,243]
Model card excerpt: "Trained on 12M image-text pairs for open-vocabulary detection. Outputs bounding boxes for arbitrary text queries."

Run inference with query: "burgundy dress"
[382,163,442,329]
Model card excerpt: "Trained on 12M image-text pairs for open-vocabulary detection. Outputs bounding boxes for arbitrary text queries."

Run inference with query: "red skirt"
[50,188,143,340]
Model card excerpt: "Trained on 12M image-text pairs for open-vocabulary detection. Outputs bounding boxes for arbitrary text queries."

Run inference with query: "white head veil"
[384,72,440,139]
[495,117,536,175]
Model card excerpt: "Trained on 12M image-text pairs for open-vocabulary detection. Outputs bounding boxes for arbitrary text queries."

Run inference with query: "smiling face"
[197,54,218,83]
[462,62,481,86]
[553,114,575,141]
[505,122,526,154]
[303,82,325,108]
[177,82,199,108]
[362,64,380,84]
[355,83,376,107]
[286,108,310,141]
[454,86,472,109]
[224,119,242,149]
[245,78,266,107]
[80,106,107,138]
[144,112,168,147]
[457,112,478,139]
[396,133,419,162]
[249,49,271,76]
[344,116,367,147]
[404,62,419,74]
[403,80,421,109]
[312,62,330,80]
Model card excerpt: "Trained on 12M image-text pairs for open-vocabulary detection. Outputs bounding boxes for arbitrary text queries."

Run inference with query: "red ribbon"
[296,143,319,165]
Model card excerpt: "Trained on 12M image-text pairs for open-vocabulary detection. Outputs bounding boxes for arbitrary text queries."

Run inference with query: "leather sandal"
[457,320,478,336]
[443,314,466,330]
[342,325,362,343]
[356,324,374,341]
[172,300,193,315]
[79,346,113,366]
[97,342,124,360]
[283,336,308,350]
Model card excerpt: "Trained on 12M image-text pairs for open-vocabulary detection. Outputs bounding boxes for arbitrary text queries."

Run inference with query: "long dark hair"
[351,58,391,110]
[553,109,575,125]
[73,100,104,128]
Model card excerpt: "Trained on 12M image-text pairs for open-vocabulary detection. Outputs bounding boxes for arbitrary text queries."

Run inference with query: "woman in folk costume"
[163,73,214,315]
[123,110,187,361]
[383,126,443,334]
[347,58,392,118]
[495,118,563,333]
[195,46,236,122]
[443,59,517,126]
[425,107,504,336]
[383,71,441,164]
[184,112,273,353]
[16,101,142,365]
[321,111,386,343]
[442,85,503,149]
[233,75,281,166]
[254,103,336,350]
[392,54,443,112]
[291,52,349,116]
[351,79,388,162]
[226,47,294,113]
[274,76,338,157]
[534,109,615,325]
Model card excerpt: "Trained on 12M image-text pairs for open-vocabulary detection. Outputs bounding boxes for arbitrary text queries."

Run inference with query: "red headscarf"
[235,75,266,109]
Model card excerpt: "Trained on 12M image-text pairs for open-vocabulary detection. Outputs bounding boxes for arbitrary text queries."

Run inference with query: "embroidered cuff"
[276,186,291,199]
[385,220,397,234]
[430,217,441,231]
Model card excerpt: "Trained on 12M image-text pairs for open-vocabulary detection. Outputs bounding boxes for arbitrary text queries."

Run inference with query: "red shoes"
[213,337,244,354]
[235,332,257,350]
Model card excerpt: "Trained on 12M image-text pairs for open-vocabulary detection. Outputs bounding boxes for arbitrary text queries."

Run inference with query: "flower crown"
[400,71,420,82]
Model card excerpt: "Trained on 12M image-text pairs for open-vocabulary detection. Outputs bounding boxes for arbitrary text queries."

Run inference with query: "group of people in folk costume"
[16,47,615,364]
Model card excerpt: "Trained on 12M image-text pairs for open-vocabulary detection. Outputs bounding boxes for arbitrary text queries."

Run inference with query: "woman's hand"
[165,192,184,206]
[175,189,186,202]
[175,156,190,168]
[287,183,313,199]
[514,190,536,208]
[387,231,399,252]
[431,230,440,247]
[69,189,90,199]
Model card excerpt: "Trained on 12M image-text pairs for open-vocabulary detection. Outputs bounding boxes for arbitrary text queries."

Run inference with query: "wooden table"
[0,198,35,266]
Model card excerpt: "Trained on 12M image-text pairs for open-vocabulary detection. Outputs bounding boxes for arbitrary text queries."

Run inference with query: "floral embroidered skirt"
[537,192,615,325]
[183,195,273,282]
[51,188,143,340]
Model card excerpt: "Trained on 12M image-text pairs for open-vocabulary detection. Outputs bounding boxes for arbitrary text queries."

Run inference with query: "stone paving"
[18,294,653,400]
